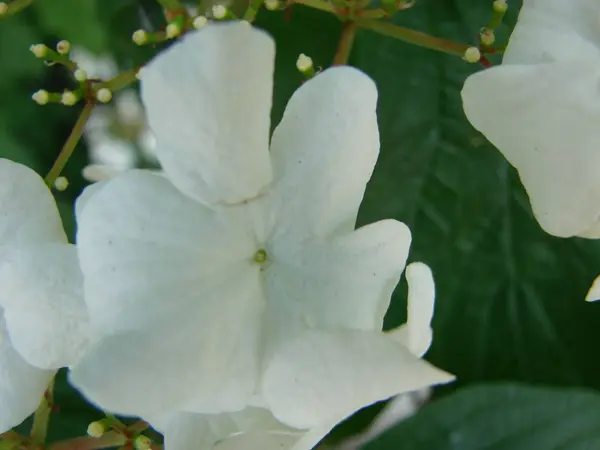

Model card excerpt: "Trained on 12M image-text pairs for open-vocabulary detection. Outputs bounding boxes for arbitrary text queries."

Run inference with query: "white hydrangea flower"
[461,0,600,238]
[149,262,443,450]
[70,22,452,425]
[0,159,88,432]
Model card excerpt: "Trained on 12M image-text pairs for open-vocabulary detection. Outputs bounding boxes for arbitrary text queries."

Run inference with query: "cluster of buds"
[132,13,210,47]
[86,417,154,449]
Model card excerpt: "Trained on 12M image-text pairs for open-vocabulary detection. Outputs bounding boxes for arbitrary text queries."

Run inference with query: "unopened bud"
[480,29,495,46]
[61,91,78,106]
[54,177,69,191]
[0,2,8,15]
[296,53,313,73]
[96,88,112,103]
[166,23,181,39]
[134,435,152,450]
[132,29,148,46]
[463,46,481,63]
[211,4,228,19]
[265,0,280,10]
[32,90,49,105]
[87,421,105,438]
[56,40,71,55]
[30,44,49,58]
[74,69,87,82]
[193,15,208,29]
[493,0,507,13]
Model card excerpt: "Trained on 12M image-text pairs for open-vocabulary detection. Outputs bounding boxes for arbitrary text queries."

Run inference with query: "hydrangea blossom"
[461,0,600,238]
[0,159,88,432]
[70,22,452,428]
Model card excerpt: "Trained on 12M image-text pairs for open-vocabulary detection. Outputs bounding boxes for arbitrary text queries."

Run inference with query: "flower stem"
[243,0,264,21]
[289,0,335,14]
[94,66,141,93]
[44,101,95,187]
[1,0,34,16]
[333,21,358,65]
[355,18,470,56]
[30,377,55,445]
[48,431,126,450]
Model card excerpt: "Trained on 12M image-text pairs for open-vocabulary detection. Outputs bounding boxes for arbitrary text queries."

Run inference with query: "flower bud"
[0,2,8,15]
[296,53,313,73]
[493,0,507,13]
[61,91,78,106]
[74,69,88,82]
[30,44,49,58]
[96,88,113,103]
[193,15,208,29]
[265,0,280,10]
[211,4,228,19]
[134,435,152,450]
[87,420,105,438]
[32,90,49,105]
[480,29,495,46]
[56,40,71,55]
[463,46,481,63]
[166,23,181,39]
[54,177,69,191]
[132,30,148,46]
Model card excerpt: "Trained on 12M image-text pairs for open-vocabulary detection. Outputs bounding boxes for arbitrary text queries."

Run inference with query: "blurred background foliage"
[4,0,600,448]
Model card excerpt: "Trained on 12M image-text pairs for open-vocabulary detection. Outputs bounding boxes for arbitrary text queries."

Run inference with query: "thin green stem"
[356,18,470,56]
[48,431,126,450]
[291,0,334,14]
[30,377,55,445]
[45,101,95,187]
[155,0,185,10]
[333,21,358,65]
[94,66,141,92]
[1,0,34,16]
[243,0,264,21]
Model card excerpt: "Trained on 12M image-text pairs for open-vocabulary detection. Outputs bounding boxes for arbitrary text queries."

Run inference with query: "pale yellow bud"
[61,91,78,106]
[166,23,181,39]
[463,46,481,63]
[74,69,88,82]
[134,435,152,450]
[265,0,280,10]
[32,90,49,105]
[480,29,495,46]
[296,53,313,72]
[493,0,507,13]
[193,15,208,29]
[96,88,112,103]
[54,177,69,191]
[86,421,105,438]
[132,29,148,46]
[30,44,49,58]
[212,4,227,19]
[0,2,8,15]
[56,40,71,55]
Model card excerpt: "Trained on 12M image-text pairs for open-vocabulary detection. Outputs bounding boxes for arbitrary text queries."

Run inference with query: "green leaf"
[0,15,43,82]
[362,384,600,450]
[259,0,600,392]
[34,0,108,53]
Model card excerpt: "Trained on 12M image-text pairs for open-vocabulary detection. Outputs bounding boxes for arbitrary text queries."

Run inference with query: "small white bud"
[134,435,152,450]
[193,15,208,29]
[132,29,148,46]
[56,40,71,55]
[61,91,78,106]
[463,46,481,63]
[53,177,69,191]
[74,69,88,82]
[296,53,313,72]
[265,0,280,10]
[480,29,495,46]
[211,4,228,19]
[30,44,49,58]
[96,88,112,103]
[493,0,507,13]
[32,90,49,105]
[86,421,105,438]
[0,2,8,15]
[166,23,181,39]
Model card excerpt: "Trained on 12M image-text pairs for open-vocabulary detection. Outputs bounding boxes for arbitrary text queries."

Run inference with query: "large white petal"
[264,220,411,354]
[262,329,454,429]
[0,159,66,247]
[72,171,263,416]
[0,319,53,433]
[502,0,600,65]
[141,22,274,206]
[462,61,600,237]
[269,67,379,243]
[0,243,88,369]
[152,409,330,450]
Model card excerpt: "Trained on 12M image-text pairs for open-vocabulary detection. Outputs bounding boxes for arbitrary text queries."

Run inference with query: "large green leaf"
[259,0,600,392]
[362,384,600,450]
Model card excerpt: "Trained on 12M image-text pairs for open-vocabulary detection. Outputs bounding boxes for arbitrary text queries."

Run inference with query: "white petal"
[462,61,600,237]
[0,159,66,246]
[586,275,600,302]
[388,262,435,357]
[0,243,88,369]
[152,409,330,450]
[502,0,600,65]
[0,319,53,433]
[264,220,411,355]
[269,66,379,243]
[72,171,263,416]
[262,329,454,429]
[141,22,274,206]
